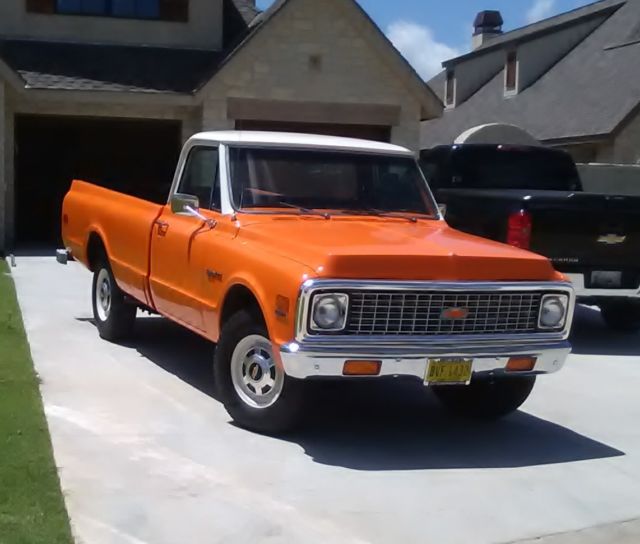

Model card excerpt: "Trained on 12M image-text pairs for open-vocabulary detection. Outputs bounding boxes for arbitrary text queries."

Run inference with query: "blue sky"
[256,0,594,79]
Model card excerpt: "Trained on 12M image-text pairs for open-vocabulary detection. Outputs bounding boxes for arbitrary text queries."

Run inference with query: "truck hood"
[237,216,557,281]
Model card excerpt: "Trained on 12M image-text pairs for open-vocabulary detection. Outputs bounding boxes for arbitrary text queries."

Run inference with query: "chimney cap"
[473,10,504,35]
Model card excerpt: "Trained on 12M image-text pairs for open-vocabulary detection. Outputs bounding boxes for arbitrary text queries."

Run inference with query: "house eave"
[14,87,198,106]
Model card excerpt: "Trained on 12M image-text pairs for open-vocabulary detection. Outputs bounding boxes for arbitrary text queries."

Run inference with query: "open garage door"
[235,120,391,143]
[15,115,181,248]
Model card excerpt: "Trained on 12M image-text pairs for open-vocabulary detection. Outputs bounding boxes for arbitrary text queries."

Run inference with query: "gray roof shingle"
[422,0,640,148]
[445,0,625,65]
[0,39,225,93]
[0,0,261,94]
[230,0,260,24]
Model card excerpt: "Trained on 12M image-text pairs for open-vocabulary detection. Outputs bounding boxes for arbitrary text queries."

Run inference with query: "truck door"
[149,145,221,332]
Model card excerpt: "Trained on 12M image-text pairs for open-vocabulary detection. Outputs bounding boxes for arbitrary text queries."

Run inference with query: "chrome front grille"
[345,291,543,336]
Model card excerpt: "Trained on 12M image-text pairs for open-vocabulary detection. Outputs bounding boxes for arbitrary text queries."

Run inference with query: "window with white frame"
[505,50,518,94]
[445,69,456,107]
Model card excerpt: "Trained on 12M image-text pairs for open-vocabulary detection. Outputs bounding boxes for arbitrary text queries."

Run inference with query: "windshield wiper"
[279,201,331,219]
[339,208,420,223]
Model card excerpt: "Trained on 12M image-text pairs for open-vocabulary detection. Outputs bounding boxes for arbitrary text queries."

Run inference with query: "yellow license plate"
[425,358,473,385]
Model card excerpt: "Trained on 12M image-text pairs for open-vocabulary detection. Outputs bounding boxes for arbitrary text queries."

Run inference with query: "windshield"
[228,147,438,217]
[422,146,582,191]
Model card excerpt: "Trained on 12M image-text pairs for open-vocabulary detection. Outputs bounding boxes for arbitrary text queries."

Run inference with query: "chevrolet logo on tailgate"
[597,234,626,245]
[441,307,470,320]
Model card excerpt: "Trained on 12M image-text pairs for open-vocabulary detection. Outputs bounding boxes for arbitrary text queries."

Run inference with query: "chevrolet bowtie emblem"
[597,234,626,245]
[441,307,470,320]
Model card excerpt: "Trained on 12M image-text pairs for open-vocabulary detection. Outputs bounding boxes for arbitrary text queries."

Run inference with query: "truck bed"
[62,180,163,306]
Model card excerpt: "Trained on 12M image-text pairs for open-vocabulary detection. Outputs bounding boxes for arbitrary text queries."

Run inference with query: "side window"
[178,147,220,211]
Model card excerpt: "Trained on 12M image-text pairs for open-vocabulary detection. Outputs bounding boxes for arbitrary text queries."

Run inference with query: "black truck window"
[421,146,582,192]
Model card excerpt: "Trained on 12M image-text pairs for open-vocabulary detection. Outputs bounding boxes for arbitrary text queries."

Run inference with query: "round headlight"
[311,294,349,331]
[539,295,568,329]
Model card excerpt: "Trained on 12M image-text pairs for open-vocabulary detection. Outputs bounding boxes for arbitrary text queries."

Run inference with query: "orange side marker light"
[506,356,537,372]
[343,360,382,376]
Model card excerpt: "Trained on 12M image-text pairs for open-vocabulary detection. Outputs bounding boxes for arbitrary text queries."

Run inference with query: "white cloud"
[386,20,461,81]
[526,0,556,23]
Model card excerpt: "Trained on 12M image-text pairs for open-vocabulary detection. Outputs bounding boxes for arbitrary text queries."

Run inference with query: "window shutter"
[26,0,56,13]
[159,0,189,22]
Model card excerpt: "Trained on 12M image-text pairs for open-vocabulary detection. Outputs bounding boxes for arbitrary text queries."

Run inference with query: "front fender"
[218,262,314,347]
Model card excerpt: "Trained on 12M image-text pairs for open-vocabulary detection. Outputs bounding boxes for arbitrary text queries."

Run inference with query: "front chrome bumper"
[280,340,571,381]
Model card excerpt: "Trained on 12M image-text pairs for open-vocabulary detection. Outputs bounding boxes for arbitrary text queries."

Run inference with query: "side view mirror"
[170,193,217,228]
[171,193,200,215]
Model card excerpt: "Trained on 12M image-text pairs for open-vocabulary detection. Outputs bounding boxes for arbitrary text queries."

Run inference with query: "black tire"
[214,310,307,434]
[432,376,536,419]
[92,256,137,342]
[600,301,640,333]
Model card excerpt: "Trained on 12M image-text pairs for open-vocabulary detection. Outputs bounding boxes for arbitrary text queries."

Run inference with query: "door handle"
[155,220,169,237]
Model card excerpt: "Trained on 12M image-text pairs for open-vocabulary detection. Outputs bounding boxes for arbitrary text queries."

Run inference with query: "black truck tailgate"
[527,191,640,270]
[440,188,640,271]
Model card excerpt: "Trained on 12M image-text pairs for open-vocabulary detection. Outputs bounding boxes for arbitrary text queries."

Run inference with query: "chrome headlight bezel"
[538,294,569,331]
[309,293,350,332]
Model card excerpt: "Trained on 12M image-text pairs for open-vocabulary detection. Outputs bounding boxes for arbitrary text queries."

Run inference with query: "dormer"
[439,4,619,107]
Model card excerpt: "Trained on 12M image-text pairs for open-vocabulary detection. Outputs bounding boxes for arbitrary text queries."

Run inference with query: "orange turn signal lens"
[506,356,537,372]
[275,295,290,318]
[343,360,382,376]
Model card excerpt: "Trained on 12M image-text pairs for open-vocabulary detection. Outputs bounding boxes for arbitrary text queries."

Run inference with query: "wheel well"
[221,285,266,329]
[86,233,107,272]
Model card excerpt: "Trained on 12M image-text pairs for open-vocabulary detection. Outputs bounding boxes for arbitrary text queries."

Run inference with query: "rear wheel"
[92,257,136,342]
[432,376,536,419]
[600,301,640,332]
[214,310,306,434]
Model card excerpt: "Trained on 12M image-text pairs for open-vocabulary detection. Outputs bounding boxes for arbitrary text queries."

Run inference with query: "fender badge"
[597,234,626,245]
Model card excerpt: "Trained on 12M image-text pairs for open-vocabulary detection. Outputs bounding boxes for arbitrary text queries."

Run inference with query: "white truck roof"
[189,131,414,157]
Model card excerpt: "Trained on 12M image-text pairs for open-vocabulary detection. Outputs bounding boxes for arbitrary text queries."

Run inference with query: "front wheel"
[92,258,137,342]
[214,310,307,434]
[432,376,536,419]
[600,301,640,333]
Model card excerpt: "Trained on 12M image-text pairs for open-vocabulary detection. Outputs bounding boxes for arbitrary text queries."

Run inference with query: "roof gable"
[200,0,442,119]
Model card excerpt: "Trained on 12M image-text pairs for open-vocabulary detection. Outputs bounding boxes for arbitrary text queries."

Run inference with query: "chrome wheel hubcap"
[231,335,284,409]
[96,268,112,322]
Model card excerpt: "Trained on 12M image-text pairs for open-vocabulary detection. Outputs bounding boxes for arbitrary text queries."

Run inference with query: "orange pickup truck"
[60,131,575,433]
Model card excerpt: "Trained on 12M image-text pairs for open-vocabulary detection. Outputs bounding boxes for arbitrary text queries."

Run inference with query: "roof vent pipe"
[473,10,504,50]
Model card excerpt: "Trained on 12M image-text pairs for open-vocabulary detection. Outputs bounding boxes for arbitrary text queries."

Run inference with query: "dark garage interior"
[14,115,182,248]
[235,120,392,142]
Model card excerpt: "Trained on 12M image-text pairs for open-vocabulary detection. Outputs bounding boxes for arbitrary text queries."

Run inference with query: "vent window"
[505,50,518,94]
[445,69,456,107]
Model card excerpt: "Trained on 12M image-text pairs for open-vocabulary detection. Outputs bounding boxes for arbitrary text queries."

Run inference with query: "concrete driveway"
[10,256,640,544]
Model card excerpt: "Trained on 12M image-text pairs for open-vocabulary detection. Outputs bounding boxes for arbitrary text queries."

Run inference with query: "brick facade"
[201,0,424,151]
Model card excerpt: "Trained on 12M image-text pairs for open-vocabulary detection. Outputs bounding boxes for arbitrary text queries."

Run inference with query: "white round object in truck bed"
[455,123,541,146]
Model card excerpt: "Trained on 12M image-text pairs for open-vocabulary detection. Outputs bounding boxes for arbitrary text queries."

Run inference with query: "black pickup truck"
[420,144,640,331]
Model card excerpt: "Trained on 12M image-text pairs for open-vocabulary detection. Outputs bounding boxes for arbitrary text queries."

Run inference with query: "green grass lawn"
[0,260,73,544]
